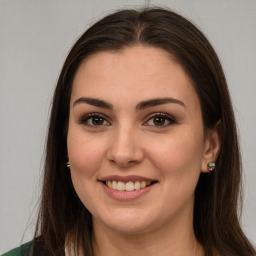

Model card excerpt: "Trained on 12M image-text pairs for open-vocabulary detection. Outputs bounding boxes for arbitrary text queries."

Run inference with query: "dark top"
[2,240,65,256]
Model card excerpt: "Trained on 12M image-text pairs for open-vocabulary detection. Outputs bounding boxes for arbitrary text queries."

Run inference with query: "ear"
[201,120,221,173]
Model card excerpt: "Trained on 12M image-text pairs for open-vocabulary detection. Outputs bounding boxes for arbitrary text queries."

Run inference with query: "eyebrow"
[136,97,186,110]
[73,97,113,109]
[73,97,185,109]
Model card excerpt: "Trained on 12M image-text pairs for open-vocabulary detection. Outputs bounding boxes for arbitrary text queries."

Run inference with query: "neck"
[92,217,204,256]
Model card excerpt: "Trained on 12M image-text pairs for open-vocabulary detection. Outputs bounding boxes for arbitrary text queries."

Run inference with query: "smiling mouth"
[102,180,157,191]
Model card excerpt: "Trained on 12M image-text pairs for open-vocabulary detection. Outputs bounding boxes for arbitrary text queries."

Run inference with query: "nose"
[106,126,144,168]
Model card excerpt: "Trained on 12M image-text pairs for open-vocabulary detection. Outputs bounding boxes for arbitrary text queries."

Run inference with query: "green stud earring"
[66,162,71,168]
[207,162,215,172]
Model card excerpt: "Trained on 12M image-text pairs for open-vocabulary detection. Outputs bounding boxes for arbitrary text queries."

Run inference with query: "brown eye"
[153,116,166,126]
[91,116,105,125]
[145,113,176,127]
[80,113,110,126]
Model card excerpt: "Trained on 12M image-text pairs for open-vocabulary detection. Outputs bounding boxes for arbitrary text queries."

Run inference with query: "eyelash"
[78,112,176,128]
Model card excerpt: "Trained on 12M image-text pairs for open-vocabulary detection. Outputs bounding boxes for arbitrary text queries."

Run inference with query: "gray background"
[0,0,256,253]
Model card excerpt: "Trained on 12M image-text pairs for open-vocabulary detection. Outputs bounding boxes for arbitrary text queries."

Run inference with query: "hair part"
[34,6,256,256]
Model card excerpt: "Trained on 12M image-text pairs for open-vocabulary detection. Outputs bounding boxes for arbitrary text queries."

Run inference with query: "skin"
[67,46,220,256]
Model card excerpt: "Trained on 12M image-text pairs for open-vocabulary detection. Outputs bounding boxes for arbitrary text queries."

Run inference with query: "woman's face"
[67,46,214,235]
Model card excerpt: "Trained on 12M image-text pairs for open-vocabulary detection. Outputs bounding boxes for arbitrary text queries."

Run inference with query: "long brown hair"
[34,7,256,256]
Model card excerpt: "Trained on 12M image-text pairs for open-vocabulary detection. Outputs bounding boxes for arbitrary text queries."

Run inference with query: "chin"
[93,208,156,235]
[104,220,151,235]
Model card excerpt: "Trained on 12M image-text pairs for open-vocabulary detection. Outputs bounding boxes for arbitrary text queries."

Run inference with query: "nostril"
[108,158,138,168]
[106,139,144,168]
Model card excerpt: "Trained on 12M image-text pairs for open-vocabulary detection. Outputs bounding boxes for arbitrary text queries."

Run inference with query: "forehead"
[71,46,199,110]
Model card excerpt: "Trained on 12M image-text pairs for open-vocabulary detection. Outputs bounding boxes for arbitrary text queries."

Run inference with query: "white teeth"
[117,181,126,191]
[140,181,146,188]
[105,180,152,191]
[107,181,112,188]
[126,181,135,191]
[112,180,117,189]
[134,181,140,190]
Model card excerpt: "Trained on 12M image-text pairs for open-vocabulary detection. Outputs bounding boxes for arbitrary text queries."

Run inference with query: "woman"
[3,6,255,256]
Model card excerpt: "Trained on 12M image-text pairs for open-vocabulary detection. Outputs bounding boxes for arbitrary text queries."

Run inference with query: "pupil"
[92,117,104,125]
[153,117,165,126]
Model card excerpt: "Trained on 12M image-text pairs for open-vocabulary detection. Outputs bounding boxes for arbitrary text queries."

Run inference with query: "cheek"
[67,130,107,208]
[146,130,204,182]
[67,130,106,179]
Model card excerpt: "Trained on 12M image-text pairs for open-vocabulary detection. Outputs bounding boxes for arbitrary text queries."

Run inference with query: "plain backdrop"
[0,0,256,253]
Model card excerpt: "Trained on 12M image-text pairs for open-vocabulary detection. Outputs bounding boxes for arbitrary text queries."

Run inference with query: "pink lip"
[101,182,156,201]
[99,175,155,183]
